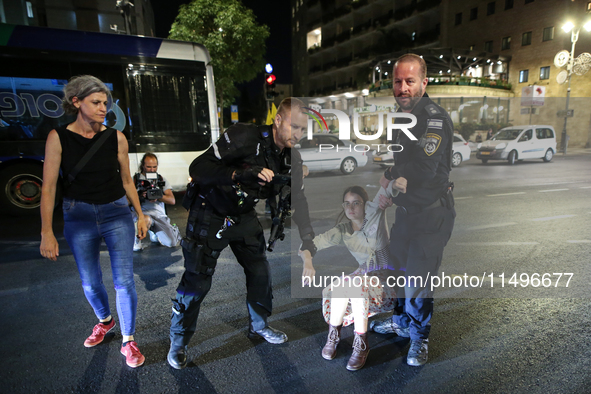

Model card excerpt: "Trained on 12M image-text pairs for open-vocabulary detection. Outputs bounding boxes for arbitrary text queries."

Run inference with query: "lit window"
[519,69,529,83]
[543,26,554,41]
[502,36,511,50]
[540,66,550,80]
[522,31,532,46]
[26,1,34,18]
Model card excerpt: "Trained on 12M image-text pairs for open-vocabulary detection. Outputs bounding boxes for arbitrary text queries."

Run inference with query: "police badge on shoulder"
[423,133,442,156]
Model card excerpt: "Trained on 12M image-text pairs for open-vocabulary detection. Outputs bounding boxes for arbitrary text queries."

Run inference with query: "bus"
[0,23,219,215]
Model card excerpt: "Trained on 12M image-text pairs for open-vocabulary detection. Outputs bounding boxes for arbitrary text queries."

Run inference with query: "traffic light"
[264,63,278,101]
[265,73,277,100]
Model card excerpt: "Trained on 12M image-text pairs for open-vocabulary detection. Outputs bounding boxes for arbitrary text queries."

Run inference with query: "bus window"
[127,68,210,142]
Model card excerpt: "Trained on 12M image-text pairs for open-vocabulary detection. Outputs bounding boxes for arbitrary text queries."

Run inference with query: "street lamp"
[558,19,591,154]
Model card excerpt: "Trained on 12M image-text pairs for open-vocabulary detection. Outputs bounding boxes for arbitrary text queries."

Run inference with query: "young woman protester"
[40,75,148,368]
[301,179,405,371]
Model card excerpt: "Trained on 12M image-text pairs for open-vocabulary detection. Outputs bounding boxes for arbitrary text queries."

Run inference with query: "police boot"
[321,324,342,360]
[167,343,188,370]
[246,301,287,344]
[346,332,370,371]
[168,295,201,369]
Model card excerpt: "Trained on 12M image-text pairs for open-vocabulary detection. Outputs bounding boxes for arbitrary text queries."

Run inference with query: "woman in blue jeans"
[40,75,148,368]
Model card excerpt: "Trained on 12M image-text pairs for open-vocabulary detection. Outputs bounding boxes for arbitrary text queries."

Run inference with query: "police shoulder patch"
[427,119,443,129]
[423,133,442,156]
[425,104,441,116]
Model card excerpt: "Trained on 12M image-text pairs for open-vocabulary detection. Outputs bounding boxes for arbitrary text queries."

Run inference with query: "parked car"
[452,134,471,167]
[296,134,368,174]
[372,150,394,167]
[476,125,557,165]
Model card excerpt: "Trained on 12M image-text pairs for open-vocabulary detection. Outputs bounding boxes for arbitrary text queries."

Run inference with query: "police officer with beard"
[167,98,316,369]
[371,54,456,366]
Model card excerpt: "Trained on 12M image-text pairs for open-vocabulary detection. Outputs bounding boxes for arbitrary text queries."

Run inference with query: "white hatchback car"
[476,125,557,165]
[297,134,368,174]
[452,134,471,167]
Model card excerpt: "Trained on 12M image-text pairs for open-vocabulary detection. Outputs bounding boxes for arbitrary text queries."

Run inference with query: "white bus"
[0,23,219,215]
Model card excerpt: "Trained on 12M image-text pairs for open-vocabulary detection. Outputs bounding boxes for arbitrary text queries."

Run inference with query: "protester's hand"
[40,233,59,261]
[299,249,315,285]
[378,194,394,210]
[136,215,148,240]
[393,177,407,194]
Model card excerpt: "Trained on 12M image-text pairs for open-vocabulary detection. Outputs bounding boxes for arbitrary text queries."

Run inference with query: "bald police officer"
[371,54,456,366]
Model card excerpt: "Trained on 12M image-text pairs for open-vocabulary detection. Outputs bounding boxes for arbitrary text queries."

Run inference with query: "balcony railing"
[368,76,513,93]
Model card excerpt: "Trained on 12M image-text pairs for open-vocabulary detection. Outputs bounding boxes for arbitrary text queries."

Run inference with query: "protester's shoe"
[133,237,143,252]
[248,326,288,344]
[167,344,188,369]
[149,230,159,243]
[121,341,145,368]
[369,317,410,337]
[84,319,116,347]
[321,324,342,360]
[346,332,370,371]
[407,338,428,366]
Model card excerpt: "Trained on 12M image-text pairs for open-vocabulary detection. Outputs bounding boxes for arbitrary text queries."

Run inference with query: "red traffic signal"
[265,74,276,85]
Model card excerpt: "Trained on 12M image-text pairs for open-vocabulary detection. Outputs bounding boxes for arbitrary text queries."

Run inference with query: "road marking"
[456,242,539,246]
[455,196,472,200]
[310,208,341,214]
[486,192,526,197]
[530,181,584,186]
[468,222,517,230]
[539,189,569,192]
[531,215,576,222]
[0,287,29,297]
[580,186,591,189]
[567,240,591,243]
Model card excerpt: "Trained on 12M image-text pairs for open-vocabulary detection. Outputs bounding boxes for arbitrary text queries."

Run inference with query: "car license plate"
[480,151,490,155]
[374,157,382,161]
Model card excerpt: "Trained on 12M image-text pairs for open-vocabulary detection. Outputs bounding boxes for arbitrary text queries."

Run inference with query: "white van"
[476,125,557,165]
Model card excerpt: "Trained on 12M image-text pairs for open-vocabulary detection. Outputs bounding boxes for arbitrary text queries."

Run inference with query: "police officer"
[371,54,456,366]
[167,98,317,369]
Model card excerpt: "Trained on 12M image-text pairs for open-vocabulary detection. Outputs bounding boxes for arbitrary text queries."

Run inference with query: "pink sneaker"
[121,341,145,368]
[84,320,116,348]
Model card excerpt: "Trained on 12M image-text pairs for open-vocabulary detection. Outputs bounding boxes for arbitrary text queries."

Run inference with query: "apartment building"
[292,0,591,147]
[1,0,155,36]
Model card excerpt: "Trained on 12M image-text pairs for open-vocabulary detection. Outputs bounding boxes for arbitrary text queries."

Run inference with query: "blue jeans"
[63,196,137,336]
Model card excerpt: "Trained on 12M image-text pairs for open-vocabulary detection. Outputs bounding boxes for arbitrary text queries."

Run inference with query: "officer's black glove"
[300,234,317,257]
[384,167,395,181]
[234,166,265,187]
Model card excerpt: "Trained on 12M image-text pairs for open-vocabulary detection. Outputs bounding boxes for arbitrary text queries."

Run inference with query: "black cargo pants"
[170,206,272,347]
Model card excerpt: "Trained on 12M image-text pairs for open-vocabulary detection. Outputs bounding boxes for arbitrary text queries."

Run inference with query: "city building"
[1,0,155,36]
[292,0,591,147]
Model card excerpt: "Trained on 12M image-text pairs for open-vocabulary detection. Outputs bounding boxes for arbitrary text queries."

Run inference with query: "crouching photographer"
[132,152,181,251]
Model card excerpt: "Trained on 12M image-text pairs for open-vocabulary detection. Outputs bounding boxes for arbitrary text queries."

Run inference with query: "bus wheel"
[0,164,45,216]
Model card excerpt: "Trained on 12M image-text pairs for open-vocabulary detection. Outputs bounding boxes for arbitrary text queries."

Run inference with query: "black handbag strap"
[67,128,115,185]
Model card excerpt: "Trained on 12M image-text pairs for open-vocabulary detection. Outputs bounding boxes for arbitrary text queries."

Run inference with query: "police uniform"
[169,123,315,358]
[385,93,455,341]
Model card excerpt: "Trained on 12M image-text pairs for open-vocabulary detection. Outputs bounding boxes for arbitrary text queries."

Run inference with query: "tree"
[169,0,269,130]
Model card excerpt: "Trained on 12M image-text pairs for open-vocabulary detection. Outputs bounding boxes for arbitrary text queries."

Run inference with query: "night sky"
[152,0,292,89]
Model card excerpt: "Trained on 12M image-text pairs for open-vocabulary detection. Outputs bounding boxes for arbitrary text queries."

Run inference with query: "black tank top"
[56,125,126,204]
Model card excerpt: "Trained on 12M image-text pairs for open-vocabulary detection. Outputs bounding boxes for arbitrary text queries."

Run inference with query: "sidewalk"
[562,146,591,155]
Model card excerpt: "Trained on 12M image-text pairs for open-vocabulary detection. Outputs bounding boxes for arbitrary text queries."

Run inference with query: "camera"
[136,172,165,201]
